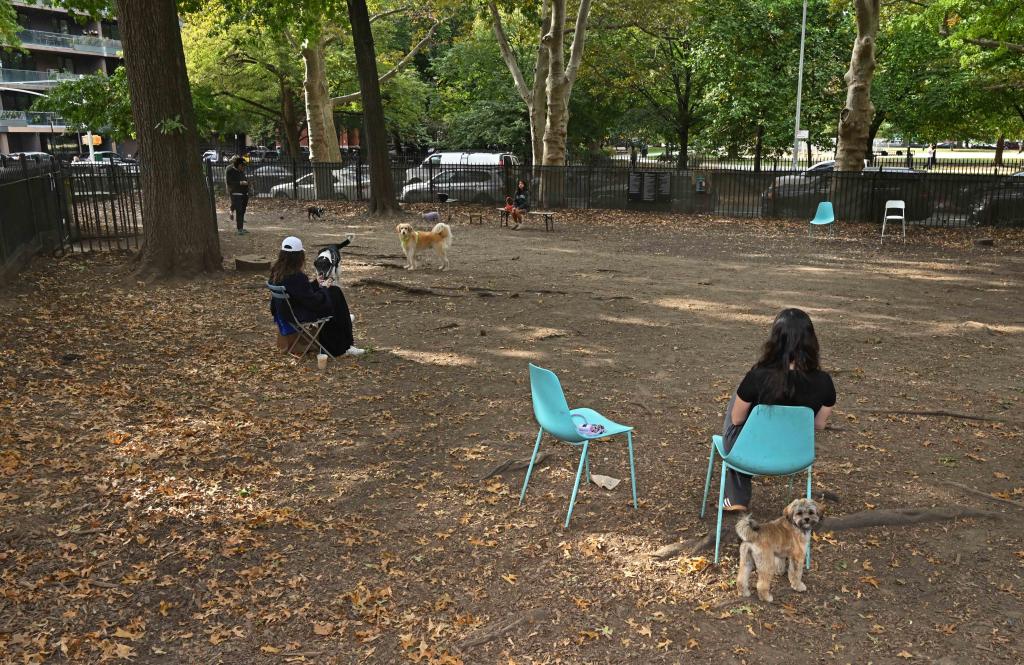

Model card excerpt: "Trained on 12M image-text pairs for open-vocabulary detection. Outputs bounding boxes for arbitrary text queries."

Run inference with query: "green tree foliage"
[31,68,133,139]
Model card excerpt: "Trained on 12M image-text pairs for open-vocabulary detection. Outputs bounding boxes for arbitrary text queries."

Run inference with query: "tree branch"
[369,5,413,24]
[330,19,439,105]
[487,0,532,107]
[960,37,1024,54]
[565,0,593,85]
[212,91,279,119]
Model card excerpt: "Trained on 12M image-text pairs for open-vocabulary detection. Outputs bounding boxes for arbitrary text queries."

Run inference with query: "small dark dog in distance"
[307,205,325,220]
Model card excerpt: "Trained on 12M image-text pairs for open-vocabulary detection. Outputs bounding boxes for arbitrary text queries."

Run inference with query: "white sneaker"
[344,346,365,356]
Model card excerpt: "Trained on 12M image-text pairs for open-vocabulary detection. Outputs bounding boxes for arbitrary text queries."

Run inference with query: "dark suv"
[763,166,932,221]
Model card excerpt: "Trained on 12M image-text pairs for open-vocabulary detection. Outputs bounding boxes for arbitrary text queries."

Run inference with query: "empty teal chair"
[700,405,815,565]
[522,364,638,527]
[808,201,835,237]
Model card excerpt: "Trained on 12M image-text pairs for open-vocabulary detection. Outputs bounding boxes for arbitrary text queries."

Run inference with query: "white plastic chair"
[881,199,906,243]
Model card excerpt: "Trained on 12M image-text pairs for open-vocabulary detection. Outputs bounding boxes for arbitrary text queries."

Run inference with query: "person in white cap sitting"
[268,235,364,357]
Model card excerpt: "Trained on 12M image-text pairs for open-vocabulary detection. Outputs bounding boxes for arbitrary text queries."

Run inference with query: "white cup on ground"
[317,353,328,370]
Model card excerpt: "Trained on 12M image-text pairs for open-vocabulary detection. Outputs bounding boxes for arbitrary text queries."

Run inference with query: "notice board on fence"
[627,171,672,203]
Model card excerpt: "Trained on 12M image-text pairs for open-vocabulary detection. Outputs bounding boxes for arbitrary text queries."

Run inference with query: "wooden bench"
[528,210,555,232]
[496,208,511,227]
[467,212,483,225]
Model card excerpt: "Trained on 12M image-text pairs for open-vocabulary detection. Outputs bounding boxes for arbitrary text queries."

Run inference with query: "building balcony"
[0,110,68,131]
[17,29,122,57]
[10,1,69,12]
[0,68,85,87]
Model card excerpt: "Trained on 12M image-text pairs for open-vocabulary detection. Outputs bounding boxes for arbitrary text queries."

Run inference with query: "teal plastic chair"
[700,405,815,565]
[808,201,835,237]
[521,364,638,527]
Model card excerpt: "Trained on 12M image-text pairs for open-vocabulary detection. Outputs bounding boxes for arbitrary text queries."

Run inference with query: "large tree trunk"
[114,0,221,279]
[488,0,550,167]
[539,0,592,207]
[347,0,400,215]
[280,78,302,159]
[995,132,1005,166]
[835,0,879,172]
[865,109,885,163]
[302,36,341,199]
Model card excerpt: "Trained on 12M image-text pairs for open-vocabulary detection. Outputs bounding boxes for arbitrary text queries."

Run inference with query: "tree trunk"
[114,0,221,279]
[995,132,1005,166]
[302,36,341,199]
[835,0,879,172]
[539,0,592,207]
[865,108,885,163]
[488,0,549,167]
[753,125,764,173]
[806,135,812,165]
[347,0,400,216]
[280,78,301,159]
[673,69,692,171]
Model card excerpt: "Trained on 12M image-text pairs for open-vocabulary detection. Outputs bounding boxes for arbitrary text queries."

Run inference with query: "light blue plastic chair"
[521,364,638,527]
[808,201,835,237]
[700,405,815,566]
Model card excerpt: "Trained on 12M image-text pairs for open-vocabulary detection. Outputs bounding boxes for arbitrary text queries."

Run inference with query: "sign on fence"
[628,171,671,203]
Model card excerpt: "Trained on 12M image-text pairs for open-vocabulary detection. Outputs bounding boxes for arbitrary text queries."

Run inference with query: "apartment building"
[0,0,123,155]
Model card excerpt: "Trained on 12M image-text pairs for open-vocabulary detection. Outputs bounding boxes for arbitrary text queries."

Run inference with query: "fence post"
[205,160,216,229]
[356,150,364,201]
[107,156,122,245]
[290,158,298,199]
[21,157,40,246]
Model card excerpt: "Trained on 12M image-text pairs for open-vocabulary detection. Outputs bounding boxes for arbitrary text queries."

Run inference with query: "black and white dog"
[307,205,325,220]
[313,234,354,286]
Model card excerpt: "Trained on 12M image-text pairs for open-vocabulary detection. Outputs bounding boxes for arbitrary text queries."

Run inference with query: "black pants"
[231,193,249,230]
[721,394,752,506]
[308,286,353,356]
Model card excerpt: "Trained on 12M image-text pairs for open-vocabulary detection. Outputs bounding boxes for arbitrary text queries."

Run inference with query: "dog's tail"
[735,515,760,542]
[432,222,453,248]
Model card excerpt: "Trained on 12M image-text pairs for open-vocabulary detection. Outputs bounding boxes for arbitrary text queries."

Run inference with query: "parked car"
[968,170,1024,227]
[7,151,53,162]
[201,149,221,162]
[245,148,280,162]
[763,165,932,220]
[401,168,508,204]
[265,169,369,200]
[403,151,519,185]
[248,163,310,195]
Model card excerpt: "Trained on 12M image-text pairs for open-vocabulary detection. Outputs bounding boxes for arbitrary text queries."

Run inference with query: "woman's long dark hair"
[754,308,821,403]
[516,179,527,193]
[269,249,305,284]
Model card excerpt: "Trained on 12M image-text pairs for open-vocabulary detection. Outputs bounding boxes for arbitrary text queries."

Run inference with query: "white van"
[403,151,520,185]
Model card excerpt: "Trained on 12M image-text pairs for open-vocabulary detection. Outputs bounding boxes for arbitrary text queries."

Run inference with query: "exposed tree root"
[459,608,550,650]
[481,453,552,479]
[940,480,1024,510]
[849,408,1022,425]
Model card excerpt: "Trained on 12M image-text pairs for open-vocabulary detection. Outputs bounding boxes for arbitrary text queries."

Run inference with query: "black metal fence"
[205,158,1024,228]
[0,156,143,280]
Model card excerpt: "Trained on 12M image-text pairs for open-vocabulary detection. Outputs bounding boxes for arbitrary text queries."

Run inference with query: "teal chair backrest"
[529,364,584,442]
[813,201,835,223]
[726,405,815,475]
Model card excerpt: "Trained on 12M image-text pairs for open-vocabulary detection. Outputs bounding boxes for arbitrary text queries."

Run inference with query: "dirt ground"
[2,198,1023,664]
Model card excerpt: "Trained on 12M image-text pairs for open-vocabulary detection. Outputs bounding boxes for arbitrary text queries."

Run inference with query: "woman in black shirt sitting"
[269,236,364,357]
[721,308,835,511]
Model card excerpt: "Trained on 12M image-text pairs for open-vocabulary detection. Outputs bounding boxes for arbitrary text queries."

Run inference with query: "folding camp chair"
[266,282,334,358]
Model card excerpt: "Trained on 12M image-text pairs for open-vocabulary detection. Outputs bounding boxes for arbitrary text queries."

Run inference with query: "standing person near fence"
[225,156,250,235]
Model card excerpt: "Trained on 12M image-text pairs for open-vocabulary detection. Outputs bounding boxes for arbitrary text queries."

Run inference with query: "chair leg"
[881,218,886,243]
[564,441,590,528]
[519,428,544,505]
[714,462,727,564]
[627,431,638,510]
[806,465,813,569]
[584,451,591,485]
[700,439,716,518]
[787,475,793,493]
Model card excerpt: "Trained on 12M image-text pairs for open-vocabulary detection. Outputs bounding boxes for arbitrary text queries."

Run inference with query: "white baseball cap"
[281,236,304,252]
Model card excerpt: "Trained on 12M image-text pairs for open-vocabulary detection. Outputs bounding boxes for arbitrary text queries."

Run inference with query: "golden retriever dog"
[396,221,452,271]
[735,498,821,602]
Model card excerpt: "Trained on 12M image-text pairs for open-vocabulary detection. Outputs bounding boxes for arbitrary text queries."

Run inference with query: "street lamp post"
[791,0,809,169]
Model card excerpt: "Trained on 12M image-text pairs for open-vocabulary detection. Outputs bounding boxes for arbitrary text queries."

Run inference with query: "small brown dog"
[396,221,452,271]
[736,498,821,602]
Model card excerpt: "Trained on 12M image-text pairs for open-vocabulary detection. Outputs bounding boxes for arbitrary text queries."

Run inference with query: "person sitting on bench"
[511,179,529,230]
